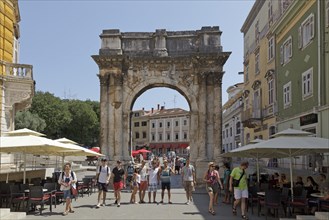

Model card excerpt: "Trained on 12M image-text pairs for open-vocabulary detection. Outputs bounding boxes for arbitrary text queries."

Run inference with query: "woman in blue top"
[222,163,231,204]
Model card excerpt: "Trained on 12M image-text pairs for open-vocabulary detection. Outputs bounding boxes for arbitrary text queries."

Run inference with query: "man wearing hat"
[95,158,111,208]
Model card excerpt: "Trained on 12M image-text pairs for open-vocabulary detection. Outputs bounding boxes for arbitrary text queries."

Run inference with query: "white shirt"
[97,165,111,183]
[140,166,148,181]
[148,167,159,184]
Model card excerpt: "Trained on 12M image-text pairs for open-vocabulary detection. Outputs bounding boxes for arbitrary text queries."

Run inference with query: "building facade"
[131,108,150,151]
[222,83,244,153]
[240,0,288,144]
[0,0,34,134]
[148,107,189,157]
[273,0,329,171]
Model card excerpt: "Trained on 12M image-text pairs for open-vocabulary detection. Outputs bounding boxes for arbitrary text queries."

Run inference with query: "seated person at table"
[278,173,289,187]
[318,174,329,192]
[295,176,304,187]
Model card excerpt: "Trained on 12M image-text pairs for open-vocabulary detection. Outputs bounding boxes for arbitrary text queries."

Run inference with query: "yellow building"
[0,0,34,134]
[240,0,293,143]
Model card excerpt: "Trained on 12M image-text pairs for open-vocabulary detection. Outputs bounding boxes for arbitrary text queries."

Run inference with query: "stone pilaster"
[153,29,168,57]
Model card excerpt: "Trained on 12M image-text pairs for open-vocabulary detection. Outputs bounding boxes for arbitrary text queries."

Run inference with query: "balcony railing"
[0,60,33,79]
[263,103,277,118]
[241,108,262,128]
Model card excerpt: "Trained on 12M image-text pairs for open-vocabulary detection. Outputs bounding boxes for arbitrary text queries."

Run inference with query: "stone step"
[0,209,10,218]
[296,215,317,220]
[279,218,294,220]
[315,212,329,220]
[1,211,26,220]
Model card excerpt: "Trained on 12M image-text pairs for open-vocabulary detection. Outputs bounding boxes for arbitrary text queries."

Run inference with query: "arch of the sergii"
[92,26,231,181]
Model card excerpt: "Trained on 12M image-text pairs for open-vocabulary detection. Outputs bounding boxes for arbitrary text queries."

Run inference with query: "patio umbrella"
[222,128,329,200]
[222,138,265,183]
[136,149,151,154]
[54,138,104,168]
[0,135,81,183]
[2,128,46,137]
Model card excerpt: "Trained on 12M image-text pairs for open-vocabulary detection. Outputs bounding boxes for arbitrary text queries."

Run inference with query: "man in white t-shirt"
[138,160,148,203]
[148,160,159,203]
[95,158,111,208]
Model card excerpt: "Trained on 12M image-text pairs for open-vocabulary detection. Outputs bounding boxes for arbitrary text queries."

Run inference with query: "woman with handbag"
[58,162,77,216]
[203,162,223,215]
[229,161,249,220]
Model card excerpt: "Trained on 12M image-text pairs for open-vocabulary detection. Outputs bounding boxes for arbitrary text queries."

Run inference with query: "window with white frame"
[268,78,274,105]
[158,133,162,141]
[326,0,329,27]
[302,67,313,99]
[255,52,260,74]
[151,133,155,141]
[280,36,292,65]
[268,37,275,61]
[298,13,314,49]
[283,81,292,108]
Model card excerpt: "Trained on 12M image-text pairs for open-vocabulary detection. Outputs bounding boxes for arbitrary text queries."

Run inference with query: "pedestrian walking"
[95,158,111,208]
[203,162,223,215]
[181,158,196,204]
[110,160,126,207]
[222,162,231,204]
[158,160,175,204]
[58,162,77,216]
[130,167,140,204]
[148,159,160,203]
[126,161,134,192]
[138,160,148,203]
[229,161,249,220]
[213,164,224,205]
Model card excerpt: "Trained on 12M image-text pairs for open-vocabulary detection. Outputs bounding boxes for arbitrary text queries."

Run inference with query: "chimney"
[161,106,164,110]
[151,108,154,113]
[142,107,144,111]
[157,104,160,110]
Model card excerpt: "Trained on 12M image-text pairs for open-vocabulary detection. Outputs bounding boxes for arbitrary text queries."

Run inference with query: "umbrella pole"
[6,173,9,183]
[290,156,294,201]
[62,155,65,171]
[257,157,260,183]
[23,153,26,184]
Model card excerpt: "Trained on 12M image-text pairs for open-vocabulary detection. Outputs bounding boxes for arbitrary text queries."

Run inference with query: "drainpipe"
[317,0,322,137]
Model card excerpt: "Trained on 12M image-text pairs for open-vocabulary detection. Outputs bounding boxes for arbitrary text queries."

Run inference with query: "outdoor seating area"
[0,172,98,215]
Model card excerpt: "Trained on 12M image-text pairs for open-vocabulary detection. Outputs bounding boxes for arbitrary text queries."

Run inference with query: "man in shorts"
[181,158,196,204]
[110,160,125,207]
[229,161,249,220]
[148,160,159,203]
[95,158,111,208]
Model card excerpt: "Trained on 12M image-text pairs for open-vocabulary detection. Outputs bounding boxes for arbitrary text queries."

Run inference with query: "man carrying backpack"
[96,158,111,208]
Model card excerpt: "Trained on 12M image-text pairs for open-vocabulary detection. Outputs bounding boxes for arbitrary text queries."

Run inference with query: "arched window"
[246,133,250,144]
[269,126,276,138]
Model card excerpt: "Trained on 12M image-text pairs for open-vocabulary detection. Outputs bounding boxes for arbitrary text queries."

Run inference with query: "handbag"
[232,169,245,187]
[70,185,78,197]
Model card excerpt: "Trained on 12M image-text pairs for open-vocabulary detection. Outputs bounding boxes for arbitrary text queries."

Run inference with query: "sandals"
[241,215,249,219]
[208,209,215,215]
[232,207,237,215]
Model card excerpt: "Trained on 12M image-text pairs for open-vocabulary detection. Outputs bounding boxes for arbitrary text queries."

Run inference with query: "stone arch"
[92,27,231,181]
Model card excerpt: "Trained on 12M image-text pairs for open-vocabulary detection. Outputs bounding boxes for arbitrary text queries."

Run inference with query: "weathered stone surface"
[92,27,231,183]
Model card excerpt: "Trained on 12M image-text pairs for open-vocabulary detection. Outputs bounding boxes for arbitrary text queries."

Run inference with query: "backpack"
[62,171,75,180]
[99,166,109,174]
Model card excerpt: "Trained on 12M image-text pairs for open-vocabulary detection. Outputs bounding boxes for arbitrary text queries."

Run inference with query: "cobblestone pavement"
[24,170,282,220]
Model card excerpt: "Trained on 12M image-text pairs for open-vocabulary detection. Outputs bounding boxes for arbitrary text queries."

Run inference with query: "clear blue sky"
[19,0,255,111]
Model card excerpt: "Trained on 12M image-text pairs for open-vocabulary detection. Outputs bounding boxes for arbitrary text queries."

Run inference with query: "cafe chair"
[9,185,28,212]
[247,185,260,214]
[319,199,329,211]
[43,183,57,208]
[258,189,282,219]
[287,189,308,216]
[27,186,52,215]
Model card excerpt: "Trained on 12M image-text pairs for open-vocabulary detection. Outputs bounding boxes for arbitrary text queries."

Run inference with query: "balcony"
[241,108,262,128]
[263,103,277,118]
[0,60,34,132]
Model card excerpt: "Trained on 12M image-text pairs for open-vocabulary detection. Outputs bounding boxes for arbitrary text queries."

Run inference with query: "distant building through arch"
[92,27,231,181]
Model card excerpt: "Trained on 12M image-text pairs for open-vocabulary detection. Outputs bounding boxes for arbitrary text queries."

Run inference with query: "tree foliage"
[15,91,100,146]
[15,111,46,132]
